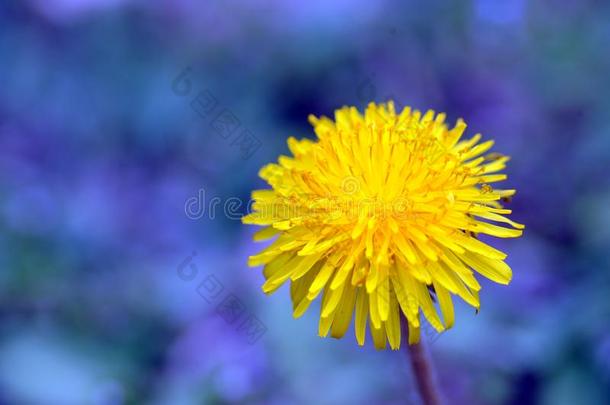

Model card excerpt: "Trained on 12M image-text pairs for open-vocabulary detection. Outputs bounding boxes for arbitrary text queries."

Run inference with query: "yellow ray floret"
[242,102,524,350]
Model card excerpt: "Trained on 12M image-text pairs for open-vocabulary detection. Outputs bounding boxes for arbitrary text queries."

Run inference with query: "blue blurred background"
[1,0,610,404]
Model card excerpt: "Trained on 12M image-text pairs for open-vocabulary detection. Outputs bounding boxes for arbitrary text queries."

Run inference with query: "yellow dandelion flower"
[242,102,524,350]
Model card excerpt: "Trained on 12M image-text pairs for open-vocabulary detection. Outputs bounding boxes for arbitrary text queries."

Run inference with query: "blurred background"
[1,0,610,404]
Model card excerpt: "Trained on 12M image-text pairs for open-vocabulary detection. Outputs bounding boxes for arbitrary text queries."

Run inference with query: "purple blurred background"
[1,0,609,404]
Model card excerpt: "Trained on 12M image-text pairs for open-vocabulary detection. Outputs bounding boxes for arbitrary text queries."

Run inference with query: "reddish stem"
[401,317,442,405]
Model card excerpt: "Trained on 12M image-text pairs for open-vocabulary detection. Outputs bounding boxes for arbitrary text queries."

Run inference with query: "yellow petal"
[370,320,387,350]
[386,293,402,350]
[354,287,369,346]
[461,251,512,284]
[433,281,454,329]
[331,284,357,338]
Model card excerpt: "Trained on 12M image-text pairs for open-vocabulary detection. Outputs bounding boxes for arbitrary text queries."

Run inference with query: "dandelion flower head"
[243,102,524,349]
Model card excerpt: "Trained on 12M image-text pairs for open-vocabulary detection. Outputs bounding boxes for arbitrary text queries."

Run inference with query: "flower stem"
[401,317,441,405]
